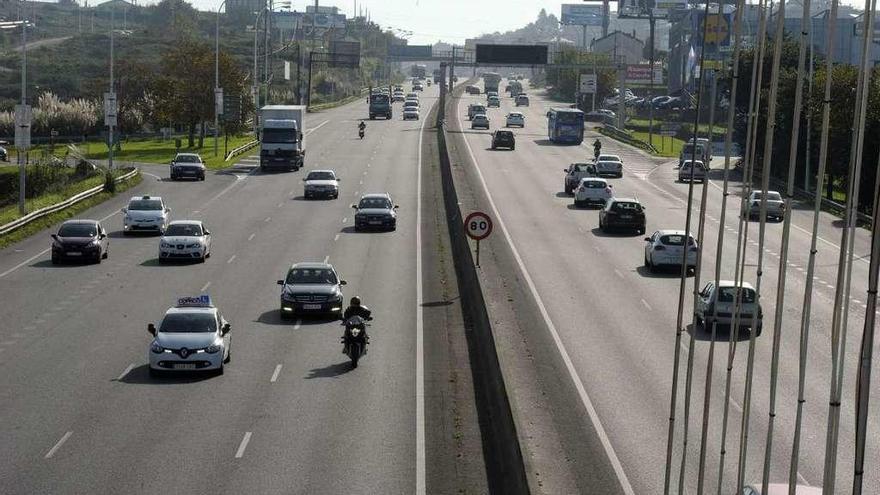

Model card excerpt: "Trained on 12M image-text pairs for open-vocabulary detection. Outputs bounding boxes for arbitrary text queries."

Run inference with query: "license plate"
[621,215,633,219]
[303,304,322,310]
[66,252,82,256]
[173,363,196,370]
[369,221,382,225]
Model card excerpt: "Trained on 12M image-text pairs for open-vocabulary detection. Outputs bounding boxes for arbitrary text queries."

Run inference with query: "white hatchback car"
[505,112,525,127]
[159,220,212,262]
[471,114,490,129]
[678,160,707,182]
[122,195,170,235]
[403,108,420,120]
[594,160,623,178]
[303,169,339,199]
[644,229,697,273]
[695,280,763,334]
[573,178,613,208]
[148,295,231,376]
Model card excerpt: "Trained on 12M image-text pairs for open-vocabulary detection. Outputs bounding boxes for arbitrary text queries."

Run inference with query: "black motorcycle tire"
[350,343,361,368]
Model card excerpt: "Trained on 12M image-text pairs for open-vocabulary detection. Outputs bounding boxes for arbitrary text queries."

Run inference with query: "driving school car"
[147,295,231,376]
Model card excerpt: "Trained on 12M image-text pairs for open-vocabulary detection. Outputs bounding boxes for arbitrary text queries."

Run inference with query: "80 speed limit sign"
[465,211,493,240]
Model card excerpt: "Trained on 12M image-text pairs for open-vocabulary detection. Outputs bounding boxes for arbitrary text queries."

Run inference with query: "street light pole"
[109,6,114,171]
[214,0,227,157]
[18,17,27,215]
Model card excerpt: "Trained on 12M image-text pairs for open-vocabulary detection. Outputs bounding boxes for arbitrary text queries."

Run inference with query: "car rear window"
[717,287,757,304]
[307,171,335,181]
[753,192,783,201]
[659,235,694,246]
[572,163,591,172]
[583,180,605,189]
[496,131,513,138]
[612,202,642,211]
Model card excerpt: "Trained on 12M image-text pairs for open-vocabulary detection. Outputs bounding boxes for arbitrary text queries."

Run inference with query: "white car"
[505,112,525,127]
[644,229,697,273]
[403,100,419,110]
[678,160,707,182]
[593,160,623,178]
[122,195,170,235]
[596,154,622,164]
[147,295,231,376]
[744,190,785,220]
[159,220,212,262]
[406,93,418,100]
[574,178,613,208]
[695,280,763,334]
[471,114,490,129]
[303,169,339,199]
[403,108,420,120]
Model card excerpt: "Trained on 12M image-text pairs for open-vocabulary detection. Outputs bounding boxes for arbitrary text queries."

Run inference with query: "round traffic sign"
[465,211,493,241]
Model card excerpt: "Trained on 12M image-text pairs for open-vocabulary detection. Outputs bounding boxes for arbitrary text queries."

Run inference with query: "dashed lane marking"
[200,282,211,292]
[116,364,135,381]
[226,255,236,264]
[44,431,73,459]
[270,364,282,383]
[234,432,252,458]
[248,233,256,241]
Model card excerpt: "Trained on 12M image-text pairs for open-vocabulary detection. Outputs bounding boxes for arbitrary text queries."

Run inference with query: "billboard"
[561,4,604,26]
[475,44,548,65]
[625,64,664,84]
[388,44,433,58]
[692,12,733,47]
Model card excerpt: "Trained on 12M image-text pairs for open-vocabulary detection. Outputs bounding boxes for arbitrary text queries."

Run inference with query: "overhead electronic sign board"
[475,44,548,65]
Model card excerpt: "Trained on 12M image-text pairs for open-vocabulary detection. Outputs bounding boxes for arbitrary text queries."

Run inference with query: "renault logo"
[179,347,189,358]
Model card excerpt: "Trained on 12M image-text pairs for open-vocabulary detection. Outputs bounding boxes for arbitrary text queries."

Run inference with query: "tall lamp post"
[214,0,227,157]
[1,19,33,215]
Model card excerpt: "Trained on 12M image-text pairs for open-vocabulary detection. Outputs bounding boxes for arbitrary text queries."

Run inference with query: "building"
[590,30,645,65]
[771,10,880,66]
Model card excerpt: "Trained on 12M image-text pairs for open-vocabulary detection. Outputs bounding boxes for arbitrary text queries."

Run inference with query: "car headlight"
[160,242,171,248]
[205,344,222,354]
[150,342,165,354]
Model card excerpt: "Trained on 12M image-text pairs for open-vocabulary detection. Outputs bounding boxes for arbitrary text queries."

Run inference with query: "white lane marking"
[593,245,602,252]
[614,269,624,279]
[226,255,236,264]
[277,202,283,208]
[200,175,247,210]
[305,120,330,135]
[0,248,50,279]
[141,171,162,181]
[456,107,636,495]
[264,216,271,223]
[234,432,252,458]
[248,233,256,241]
[44,431,73,459]
[641,299,653,311]
[116,363,135,381]
[270,364,282,383]
[342,217,348,223]
[200,281,211,292]
[334,234,340,242]
[415,101,428,495]
[191,210,201,215]
[323,255,330,263]
[294,319,302,330]
[797,471,810,486]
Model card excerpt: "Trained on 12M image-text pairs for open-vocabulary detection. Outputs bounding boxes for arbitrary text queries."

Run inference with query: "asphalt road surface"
[450,83,880,493]
[0,88,443,493]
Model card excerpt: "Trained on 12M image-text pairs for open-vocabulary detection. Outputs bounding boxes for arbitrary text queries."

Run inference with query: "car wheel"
[511,145,515,150]
[217,363,224,375]
[638,227,645,235]
[644,253,651,268]
[695,313,704,328]
[51,254,59,265]
[224,348,231,364]
[102,248,109,259]
[199,254,206,263]
[200,175,205,181]
[491,145,496,150]
[564,187,572,195]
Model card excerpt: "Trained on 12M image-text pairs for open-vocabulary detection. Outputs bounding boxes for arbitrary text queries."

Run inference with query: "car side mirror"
[148,323,156,336]
[276,280,284,285]
[121,208,127,213]
[204,231,210,235]
[644,237,652,242]
[51,233,58,240]
[222,323,231,335]
[351,204,358,209]
[302,178,307,182]
[546,112,551,118]
[394,205,400,209]
[340,280,347,286]
[99,233,107,239]
[165,208,171,213]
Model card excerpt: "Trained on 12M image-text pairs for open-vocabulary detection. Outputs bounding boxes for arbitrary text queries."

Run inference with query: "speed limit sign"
[465,211,493,240]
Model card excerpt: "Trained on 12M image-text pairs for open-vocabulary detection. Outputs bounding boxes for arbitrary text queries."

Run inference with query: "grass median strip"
[87,135,257,170]
[0,170,142,250]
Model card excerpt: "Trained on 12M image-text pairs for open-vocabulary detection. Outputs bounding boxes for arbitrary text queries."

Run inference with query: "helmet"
[350,296,361,306]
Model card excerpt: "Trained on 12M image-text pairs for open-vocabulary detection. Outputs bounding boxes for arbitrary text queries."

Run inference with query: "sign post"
[464,211,493,267]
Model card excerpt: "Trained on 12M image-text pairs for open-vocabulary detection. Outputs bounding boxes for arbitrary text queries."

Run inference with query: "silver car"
[303,169,339,199]
[678,160,707,183]
[122,195,170,235]
[148,295,231,376]
[471,114,490,129]
[695,280,763,334]
[159,220,212,262]
[594,160,623,178]
[744,190,785,221]
[644,229,697,273]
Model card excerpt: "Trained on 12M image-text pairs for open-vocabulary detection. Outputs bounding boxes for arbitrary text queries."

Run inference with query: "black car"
[599,198,646,235]
[0,146,7,161]
[352,193,399,231]
[277,262,346,319]
[51,219,109,264]
[491,130,515,150]
[170,153,206,181]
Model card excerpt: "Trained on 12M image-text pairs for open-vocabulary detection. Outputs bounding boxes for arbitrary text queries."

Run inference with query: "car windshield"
[612,202,642,212]
[473,106,485,112]
[753,192,783,201]
[660,234,694,246]
[165,224,202,236]
[159,312,217,333]
[128,199,163,211]
[58,223,97,237]
[359,197,392,209]
[262,128,297,144]
[571,164,591,172]
[582,180,605,189]
[717,287,757,304]
[509,113,522,118]
[307,171,335,181]
[175,155,201,163]
[286,268,338,285]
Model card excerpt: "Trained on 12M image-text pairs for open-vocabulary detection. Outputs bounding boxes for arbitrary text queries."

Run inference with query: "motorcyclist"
[593,139,602,160]
[342,296,371,354]
[358,121,366,134]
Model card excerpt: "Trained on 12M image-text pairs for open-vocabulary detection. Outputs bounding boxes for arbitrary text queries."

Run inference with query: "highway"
[448,82,880,493]
[0,86,485,493]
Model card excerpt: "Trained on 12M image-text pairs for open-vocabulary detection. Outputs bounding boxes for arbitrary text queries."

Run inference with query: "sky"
[185,0,867,45]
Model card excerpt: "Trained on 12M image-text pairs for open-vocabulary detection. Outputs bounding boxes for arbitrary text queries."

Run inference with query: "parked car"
[695,280,763,334]
[644,230,697,273]
[491,130,515,150]
[599,197,646,234]
[574,178,613,208]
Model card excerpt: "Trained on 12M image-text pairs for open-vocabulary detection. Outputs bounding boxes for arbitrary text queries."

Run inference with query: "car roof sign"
[176,294,213,308]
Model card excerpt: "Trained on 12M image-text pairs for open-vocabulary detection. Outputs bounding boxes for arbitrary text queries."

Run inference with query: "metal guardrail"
[224,140,258,162]
[0,168,140,236]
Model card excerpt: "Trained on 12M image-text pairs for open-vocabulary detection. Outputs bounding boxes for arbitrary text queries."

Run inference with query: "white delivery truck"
[259,105,306,172]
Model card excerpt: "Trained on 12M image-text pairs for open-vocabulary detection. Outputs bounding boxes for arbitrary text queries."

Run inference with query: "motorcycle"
[341,315,371,368]
[359,128,365,139]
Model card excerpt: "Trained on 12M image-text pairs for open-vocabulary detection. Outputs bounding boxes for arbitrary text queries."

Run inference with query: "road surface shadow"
[590,226,643,238]
[339,226,395,234]
[421,299,456,308]
[567,203,602,211]
[635,265,693,278]
[140,258,202,266]
[686,322,757,343]
[534,139,582,146]
[555,191,573,198]
[254,310,340,326]
[119,364,216,384]
[109,230,161,238]
[31,259,96,268]
[305,361,354,379]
